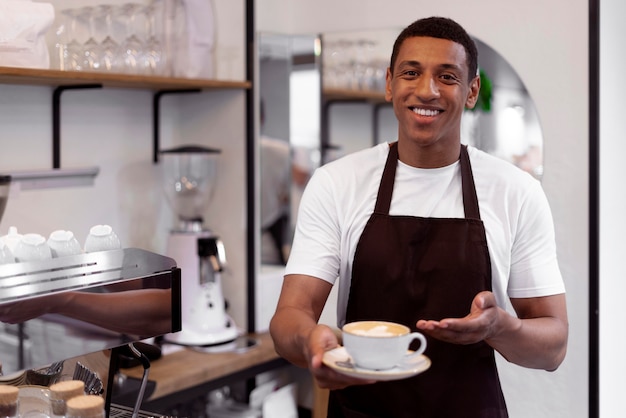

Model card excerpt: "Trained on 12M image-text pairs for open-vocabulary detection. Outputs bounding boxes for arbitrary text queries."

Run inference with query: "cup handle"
[405,332,427,359]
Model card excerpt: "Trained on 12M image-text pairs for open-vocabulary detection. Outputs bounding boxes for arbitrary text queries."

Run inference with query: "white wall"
[257,1,590,417]
[599,0,625,416]
[0,0,251,332]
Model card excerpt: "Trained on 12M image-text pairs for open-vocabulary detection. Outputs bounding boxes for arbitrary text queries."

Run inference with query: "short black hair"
[390,16,478,81]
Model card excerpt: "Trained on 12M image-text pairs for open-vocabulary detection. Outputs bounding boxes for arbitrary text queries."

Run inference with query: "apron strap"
[373,142,398,215]
[460,145,481,220]
[374,143,481,220]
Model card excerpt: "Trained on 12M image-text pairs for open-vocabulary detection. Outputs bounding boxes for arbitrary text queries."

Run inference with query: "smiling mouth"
[410,107,441,116]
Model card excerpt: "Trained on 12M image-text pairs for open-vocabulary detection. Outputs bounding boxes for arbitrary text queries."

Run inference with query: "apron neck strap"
[374,143,481,220]
[460,144,481,219]
[374,142,399,214]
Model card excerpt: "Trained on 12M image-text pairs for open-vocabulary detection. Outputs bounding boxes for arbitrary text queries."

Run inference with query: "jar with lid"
[49,380,85,417]
[65,395,104,418]
[0,384,19,418]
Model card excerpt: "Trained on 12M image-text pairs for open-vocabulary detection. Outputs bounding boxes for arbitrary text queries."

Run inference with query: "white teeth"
[412,107,440,116]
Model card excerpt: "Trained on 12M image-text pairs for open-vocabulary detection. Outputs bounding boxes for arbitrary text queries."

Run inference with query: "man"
[270,16,568,417]
[260,134,291,265]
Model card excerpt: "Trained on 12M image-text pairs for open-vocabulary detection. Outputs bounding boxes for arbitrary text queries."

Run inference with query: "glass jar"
[65,395,105,418]
[49,380,85,417]
[0,385,19,418]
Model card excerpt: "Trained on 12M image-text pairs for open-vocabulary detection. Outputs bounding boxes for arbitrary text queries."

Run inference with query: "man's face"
[385,36,479,152]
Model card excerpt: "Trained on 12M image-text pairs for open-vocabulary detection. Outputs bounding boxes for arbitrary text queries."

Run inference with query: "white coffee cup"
[13,233,53,262]
[342,320,427,370]
[84,224,121,253]
[0,241,15,264]
[47,230,82,258]
[0,226,22,254]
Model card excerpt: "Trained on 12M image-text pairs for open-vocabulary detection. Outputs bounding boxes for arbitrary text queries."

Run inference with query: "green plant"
[469,68,493,113]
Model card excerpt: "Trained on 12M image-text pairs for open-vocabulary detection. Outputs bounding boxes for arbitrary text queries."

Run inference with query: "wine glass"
[140,2,165,75]
[59,8,84,71]
[77,6,101,71]
[95,4,122,72]
[51,10,70,70]
[117,3,145,74]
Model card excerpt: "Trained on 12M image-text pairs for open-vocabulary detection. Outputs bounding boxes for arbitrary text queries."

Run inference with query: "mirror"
[258,33,320,266]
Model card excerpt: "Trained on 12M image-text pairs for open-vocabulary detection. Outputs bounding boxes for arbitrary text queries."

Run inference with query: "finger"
[416,319,446,330]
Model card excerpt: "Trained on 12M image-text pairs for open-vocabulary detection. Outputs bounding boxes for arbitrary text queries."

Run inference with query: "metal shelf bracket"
[52,84,103,169]
[152,89,202,163]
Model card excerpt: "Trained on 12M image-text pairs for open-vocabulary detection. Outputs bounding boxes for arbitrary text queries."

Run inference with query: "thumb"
[474,291,496,311]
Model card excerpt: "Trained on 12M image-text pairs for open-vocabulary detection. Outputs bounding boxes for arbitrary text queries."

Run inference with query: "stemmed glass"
[77,6,102,71]
[95,4,121,72]
[59,8,84,71]
[52,11,71,70]
[356,39,377,91]
[117,3,145,74]
[140,3,165,75]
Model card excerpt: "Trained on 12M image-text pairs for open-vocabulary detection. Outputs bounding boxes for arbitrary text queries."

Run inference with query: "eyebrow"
[396,60,464,72]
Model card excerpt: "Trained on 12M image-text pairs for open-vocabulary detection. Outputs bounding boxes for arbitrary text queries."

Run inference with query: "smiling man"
[270,16,568,418]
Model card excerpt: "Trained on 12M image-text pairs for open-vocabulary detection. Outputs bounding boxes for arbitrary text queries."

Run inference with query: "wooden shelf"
[323,87,388,103]
[0,66,251,91]
[121,333,284,401]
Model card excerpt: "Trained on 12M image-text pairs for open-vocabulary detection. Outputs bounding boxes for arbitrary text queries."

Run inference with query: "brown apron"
[328,143,508,418]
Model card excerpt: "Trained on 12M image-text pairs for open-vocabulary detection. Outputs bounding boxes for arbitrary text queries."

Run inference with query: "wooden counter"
[119,333,287,409]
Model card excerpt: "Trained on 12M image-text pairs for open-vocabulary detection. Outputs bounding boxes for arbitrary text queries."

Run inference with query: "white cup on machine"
[342,320,427,370]
[47,230,82,258]
[0,241,15,264]
[84,224,121,253]
[13,233,53,262]
[1,226,22,254]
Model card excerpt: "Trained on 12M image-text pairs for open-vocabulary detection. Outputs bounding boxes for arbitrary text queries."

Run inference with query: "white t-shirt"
[260,136,291,229]
[260,136,291,264]
[285,142,565,326]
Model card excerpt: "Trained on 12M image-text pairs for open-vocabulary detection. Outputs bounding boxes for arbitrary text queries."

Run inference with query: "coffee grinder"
[160,146,239,346]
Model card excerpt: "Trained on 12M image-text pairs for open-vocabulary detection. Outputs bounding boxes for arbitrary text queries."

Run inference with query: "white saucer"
[322,346,431,381]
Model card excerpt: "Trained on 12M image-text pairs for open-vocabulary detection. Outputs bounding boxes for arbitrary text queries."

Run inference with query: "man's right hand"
[307,324,377,390]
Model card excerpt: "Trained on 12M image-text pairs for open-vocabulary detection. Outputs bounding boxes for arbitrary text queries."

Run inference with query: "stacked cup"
[13,233,53,262]
[84,224,121,253]
[47,230,82,258]
[0,224,122,265]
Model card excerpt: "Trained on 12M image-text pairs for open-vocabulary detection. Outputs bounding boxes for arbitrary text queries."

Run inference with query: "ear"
[465,74,481,109]
[384,67,393,102]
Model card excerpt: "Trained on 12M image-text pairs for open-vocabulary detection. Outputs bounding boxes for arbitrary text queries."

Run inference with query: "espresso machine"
[160,145,239,346]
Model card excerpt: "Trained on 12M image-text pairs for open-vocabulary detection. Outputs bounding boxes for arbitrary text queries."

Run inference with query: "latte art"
[351,325,395,337]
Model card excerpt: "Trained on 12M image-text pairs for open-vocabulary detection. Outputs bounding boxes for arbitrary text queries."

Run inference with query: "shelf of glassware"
[0,66,251,90]
[322,87,387,103]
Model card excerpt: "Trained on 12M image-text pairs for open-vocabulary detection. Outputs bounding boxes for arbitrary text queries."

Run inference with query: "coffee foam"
[344,321,410,337]
[351,325,395,336]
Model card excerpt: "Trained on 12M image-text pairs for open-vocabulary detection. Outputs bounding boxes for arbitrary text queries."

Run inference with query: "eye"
[440,73,460,84]
[400,69,419,79]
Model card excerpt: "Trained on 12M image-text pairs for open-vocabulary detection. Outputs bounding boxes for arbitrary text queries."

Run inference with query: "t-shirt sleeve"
[284,168,342,284]
[507,180,566,298]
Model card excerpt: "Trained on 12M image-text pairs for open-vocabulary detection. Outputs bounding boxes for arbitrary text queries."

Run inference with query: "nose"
[413,74,440,100]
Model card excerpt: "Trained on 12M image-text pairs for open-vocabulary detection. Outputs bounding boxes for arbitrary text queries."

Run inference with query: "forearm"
[269,306,318,368]
[58,289,173,336]
[487,306,568,371]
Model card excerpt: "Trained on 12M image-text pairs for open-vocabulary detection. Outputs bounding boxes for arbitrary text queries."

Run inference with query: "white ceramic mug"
[0,241,15,264]
[47,230,82,257]
[0,226,22,254]
[84,224,121,253]
[13,233,53,262]
[342,320,427,370]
